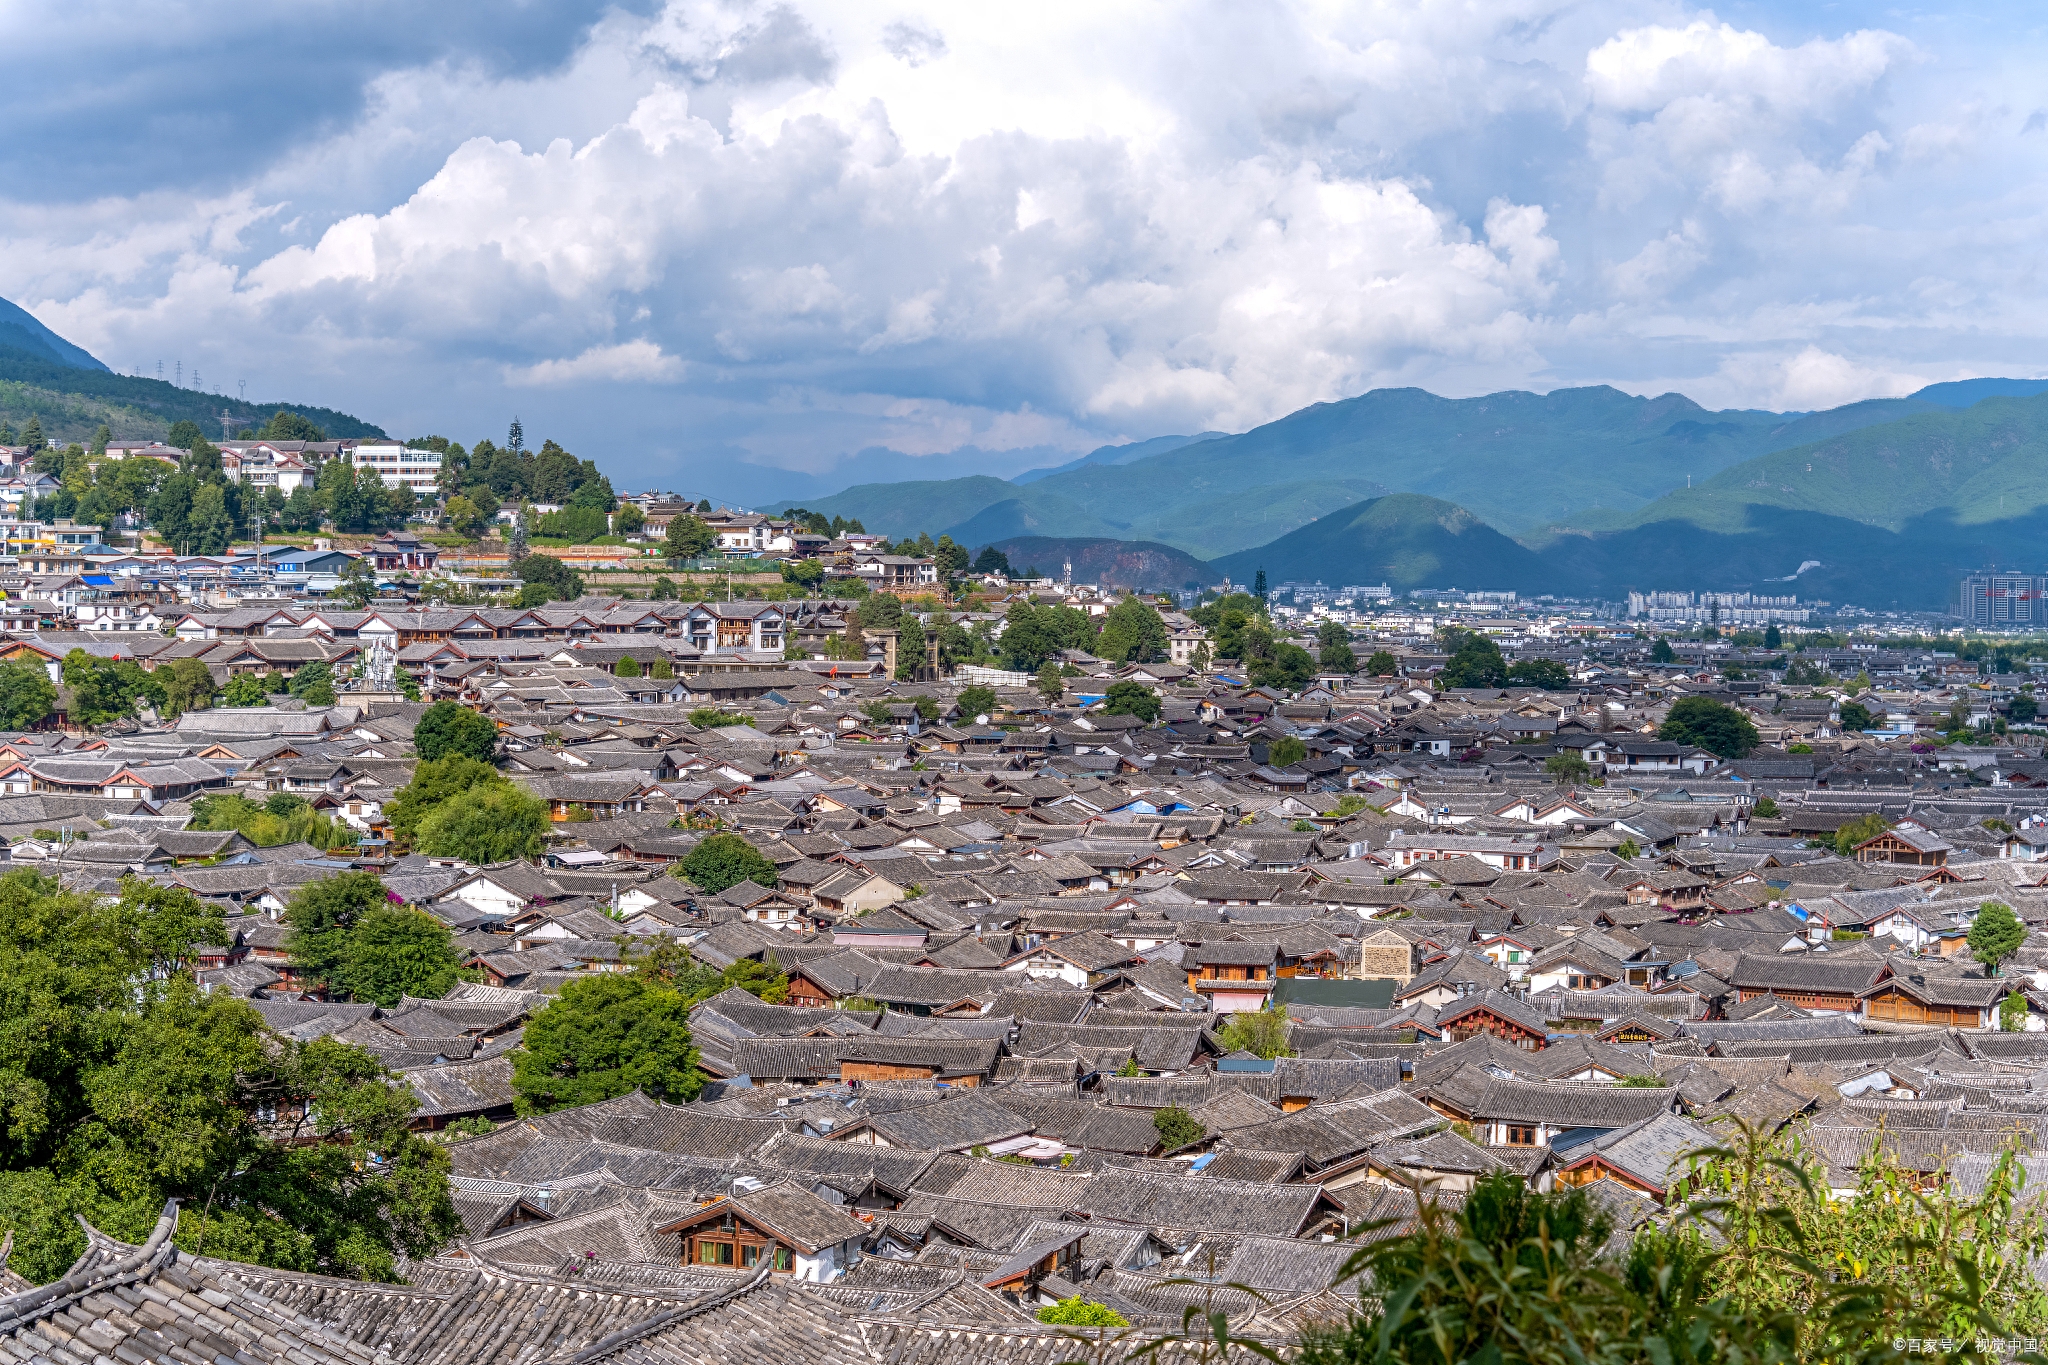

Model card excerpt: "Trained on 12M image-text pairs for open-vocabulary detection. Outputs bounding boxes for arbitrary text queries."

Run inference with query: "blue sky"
[6,1,2047,505]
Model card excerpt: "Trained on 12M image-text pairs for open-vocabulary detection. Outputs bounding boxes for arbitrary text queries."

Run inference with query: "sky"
[6,0,2048,506]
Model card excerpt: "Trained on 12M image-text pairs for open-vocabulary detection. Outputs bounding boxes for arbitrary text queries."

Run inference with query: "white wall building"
[346,444,443,494]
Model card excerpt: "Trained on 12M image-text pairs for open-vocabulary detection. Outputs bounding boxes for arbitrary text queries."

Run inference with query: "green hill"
[987,537,1219,590]
[0,344,385,446]
[1615,391,2048,534]
[1212,493,1560,593]
[0,299,107,371]
[807,382,1962,560]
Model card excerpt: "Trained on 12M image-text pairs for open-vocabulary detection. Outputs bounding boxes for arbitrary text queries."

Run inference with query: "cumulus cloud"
[509,341,684,386]
[5,0,2048,497]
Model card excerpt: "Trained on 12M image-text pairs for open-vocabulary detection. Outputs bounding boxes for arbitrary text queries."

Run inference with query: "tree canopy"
[1970,900,2026,976]
[1102,680,1160,723]
[1437,629,1508,689]
[0,871,457,1282]
[1096,597,1169,664]
[1658,696,1759,758]
[678,834,779,895]
[511,973,701,1115]
[413,700,500,763]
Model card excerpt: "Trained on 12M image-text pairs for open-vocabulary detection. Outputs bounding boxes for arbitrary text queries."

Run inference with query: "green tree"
[1036,1298,1129,1327]
[1752,797,1781,819]
[443,493,487,538]
[259,410,326,441]
[385,756,501,846]
[1438,630,1509,688]
[895,615,926,680]
[288,660,336,708]
[221,672,267,707]
[1763,624,1782,649]
[413,700,500,763]
[1267,734,1307,767]
[664,513,716,561]
[2002,991,2029,1032]
[333,558,377,609]
[187,482,233,553]
[1215,1007,1293,1059]
[1317,621,1357,674]
[1969,900,2026,977]
[1838,701,1873,732]
[1507,658,1572,690]
[1615,837,1641,860]
[1102,679,1160,723]
[678,833,778,894]
[956,684,998,720]
[0,659,55,730]
[1649,636,1676,663]
[616,655,642,678]
[514,551,583,603]
[1831,812,1889,857]
[414,780,547,863]
[1097,597,1169,664]
[1248,642,1315,692]
[339,906,469,1007]
[1364,649,1399,676]
[1544,752,1591,786]
[613,502,645,536]
[650,654,674,680]
[157,657,215,718]
[1152,1105,1204,1151]
[1035,662,1065,704]
[511,974,701,1114]
[2012,693,2039,724]
[1659,696,1759,758]
[283,873,391,996]
[60,649,162,724]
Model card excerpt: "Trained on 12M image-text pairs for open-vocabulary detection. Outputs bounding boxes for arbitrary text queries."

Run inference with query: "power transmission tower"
[175,361,182,388]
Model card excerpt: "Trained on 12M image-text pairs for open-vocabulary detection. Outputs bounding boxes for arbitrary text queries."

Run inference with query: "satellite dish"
[975,713,990,725]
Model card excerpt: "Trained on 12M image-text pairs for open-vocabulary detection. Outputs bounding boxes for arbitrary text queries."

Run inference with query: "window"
[1505,1124,1538,1147]
[697,1239,735,1265]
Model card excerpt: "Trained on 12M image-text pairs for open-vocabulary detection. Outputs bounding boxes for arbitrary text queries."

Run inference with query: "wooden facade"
[1441,1007,1545,1050]
[1862,986,1988,1029]
[672,1208,795,1271]
[839,1059,982,1086]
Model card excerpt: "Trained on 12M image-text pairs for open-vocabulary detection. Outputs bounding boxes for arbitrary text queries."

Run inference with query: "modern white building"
[345,444,443,494]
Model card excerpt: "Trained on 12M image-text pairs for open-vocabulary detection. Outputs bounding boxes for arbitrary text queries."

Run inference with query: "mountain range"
[0,297,385,445]
[797,376,2048,609]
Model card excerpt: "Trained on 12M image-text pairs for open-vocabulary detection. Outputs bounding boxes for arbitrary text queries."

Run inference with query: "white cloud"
[1585,21,1907,115]
[1715,346,1926,411]
[6,0,2048,493]
[509,340,683,386]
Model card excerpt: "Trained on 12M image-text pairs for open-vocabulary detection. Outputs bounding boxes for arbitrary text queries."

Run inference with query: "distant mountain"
[986,536,1219,590]
[797,374,2048,608]
[0,344,385,448]
[0,298,107,372]
[805,382,1956,559]
[1610,391,2048,535]
[1212,493,1559,593]
[1009,432,1225,485]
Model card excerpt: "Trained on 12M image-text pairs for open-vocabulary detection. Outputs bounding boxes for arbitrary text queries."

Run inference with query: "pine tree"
[1252,567,1267,599]
[20,416,42,451]
[507,417,524,452]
